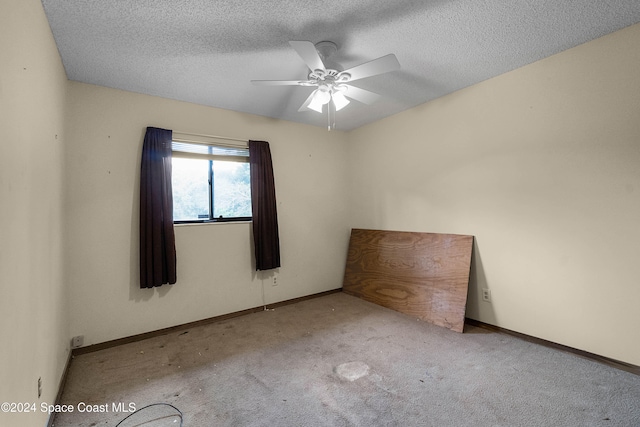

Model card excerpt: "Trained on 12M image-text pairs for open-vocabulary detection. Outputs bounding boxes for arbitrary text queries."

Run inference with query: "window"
[171,139,251,223]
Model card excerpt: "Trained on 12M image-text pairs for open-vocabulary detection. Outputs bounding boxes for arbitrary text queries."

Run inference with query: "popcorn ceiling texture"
[41,0,640,130]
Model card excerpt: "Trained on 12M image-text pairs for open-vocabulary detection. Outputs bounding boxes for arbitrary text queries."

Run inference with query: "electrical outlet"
[71,335,84,348]
[38,377,42,399]
[482,288,492,302]
[272,274,278,286]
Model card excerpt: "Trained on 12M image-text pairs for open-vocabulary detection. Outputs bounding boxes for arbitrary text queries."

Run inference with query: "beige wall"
[64,82,350,346]
[0,0,69,426]
[347,23,640,365]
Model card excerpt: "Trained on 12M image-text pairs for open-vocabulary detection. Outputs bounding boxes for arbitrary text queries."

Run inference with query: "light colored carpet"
[53,292,640,426]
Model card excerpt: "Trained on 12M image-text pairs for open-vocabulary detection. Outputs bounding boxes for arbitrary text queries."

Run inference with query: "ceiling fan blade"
[251,80,308,86]
[341,54,400,82]
[343,85,381,105]
[289,41,326,72]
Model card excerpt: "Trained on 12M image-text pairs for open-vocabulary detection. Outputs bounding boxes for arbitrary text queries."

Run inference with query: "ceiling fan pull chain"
[332,103,336,131]
[329,100,337,131]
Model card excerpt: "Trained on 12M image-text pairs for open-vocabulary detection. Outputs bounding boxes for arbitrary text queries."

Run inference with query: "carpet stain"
[335,361,370,381]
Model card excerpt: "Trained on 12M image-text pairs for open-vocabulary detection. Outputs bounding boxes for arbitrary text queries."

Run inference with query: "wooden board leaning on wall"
[342,229,474,333]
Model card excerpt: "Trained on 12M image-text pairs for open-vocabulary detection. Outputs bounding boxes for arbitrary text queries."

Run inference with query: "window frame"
[171,135,252,224]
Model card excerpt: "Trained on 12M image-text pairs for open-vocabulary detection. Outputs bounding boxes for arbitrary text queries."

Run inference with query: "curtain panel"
[140,127,177,288]
[249,140,281,271]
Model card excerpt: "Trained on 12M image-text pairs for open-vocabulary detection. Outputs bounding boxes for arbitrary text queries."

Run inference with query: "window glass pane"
[212,160,251,218]
[172,157,209,221]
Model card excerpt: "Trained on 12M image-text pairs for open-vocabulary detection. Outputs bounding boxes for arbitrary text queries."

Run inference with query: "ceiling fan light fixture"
[314,86,331,104]
[332,91,350,111]
[307,90,325,113]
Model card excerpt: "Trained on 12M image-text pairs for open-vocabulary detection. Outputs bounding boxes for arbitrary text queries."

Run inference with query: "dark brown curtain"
[249,140,281,270]
[140,127,177,288]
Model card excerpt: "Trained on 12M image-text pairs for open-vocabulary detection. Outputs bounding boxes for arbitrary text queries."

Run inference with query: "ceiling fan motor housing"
[315,41,344,72]
[309,41,350,86]
[315,41,338,59]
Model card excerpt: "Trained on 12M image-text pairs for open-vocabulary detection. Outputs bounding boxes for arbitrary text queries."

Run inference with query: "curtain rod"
[173,130,249,143]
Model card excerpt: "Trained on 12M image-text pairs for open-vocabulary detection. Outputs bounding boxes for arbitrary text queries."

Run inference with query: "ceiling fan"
[251,41,400,129]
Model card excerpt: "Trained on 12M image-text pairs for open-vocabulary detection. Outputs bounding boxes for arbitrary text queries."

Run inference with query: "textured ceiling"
[41,0,640,131]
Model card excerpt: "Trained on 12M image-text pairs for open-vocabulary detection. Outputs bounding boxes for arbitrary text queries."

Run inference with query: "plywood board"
[342,229,473,333]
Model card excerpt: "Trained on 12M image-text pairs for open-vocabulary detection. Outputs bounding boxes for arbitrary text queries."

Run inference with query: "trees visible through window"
[171,142,251,223]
